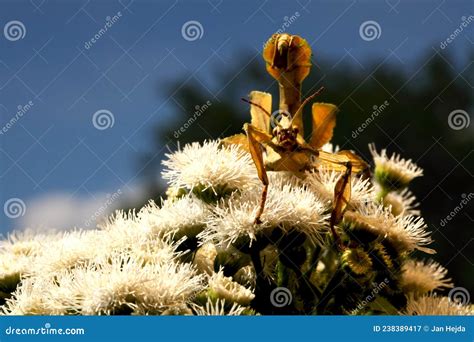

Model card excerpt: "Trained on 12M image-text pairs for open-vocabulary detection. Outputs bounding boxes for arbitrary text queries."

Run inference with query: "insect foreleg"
[255,183,268,225]
[330,161,352,250]
[244,123,273,225]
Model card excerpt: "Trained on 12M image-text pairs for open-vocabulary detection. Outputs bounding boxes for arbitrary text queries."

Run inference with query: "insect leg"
[244,123,273,225]
[330,161,352,250]
[255,183,268,225]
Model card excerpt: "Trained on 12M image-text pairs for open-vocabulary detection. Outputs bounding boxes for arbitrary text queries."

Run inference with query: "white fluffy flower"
[0,249,32,292]
[400,259,453,295]
[305,168,374,209]
[1,278,55,315]
[129,237,182,267]
[343,203,433,254]
[192,298,246,316]
[27,210,183,278]
[1,230,57,257]
[208,270,255,306]
[162,140,259,197]
[370,144,423,191]
[99,210,180,265]
[201,172,329,248]
[30,230,106,277]
[5,253,204,316]
[193,242,217,275]
[405,295,473,315]
[139,196,210,239]
[0,230,61,288]
[380,187,420,216]
[396,214,434,254]
[99,209,147,242]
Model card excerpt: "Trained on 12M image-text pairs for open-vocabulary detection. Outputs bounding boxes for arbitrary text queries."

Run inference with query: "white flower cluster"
[0,140,469,316]
[1,216,204,315]
[162,141,259,197]
[201,172,329,248]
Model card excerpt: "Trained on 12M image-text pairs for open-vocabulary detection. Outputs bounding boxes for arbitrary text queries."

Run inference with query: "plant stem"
[376,187,390,202]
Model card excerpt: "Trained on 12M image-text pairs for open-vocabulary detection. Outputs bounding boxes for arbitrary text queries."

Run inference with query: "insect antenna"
[241,98,272,118]
[290,86,325,125]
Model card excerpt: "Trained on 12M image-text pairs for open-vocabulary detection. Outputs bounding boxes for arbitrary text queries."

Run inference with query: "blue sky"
[0,0,472,233]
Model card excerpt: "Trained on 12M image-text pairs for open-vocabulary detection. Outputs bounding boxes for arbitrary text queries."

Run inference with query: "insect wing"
[316,150,368,174]
[249,91,272,134]
[334,150,368,173]
[310,103,338,149]
[221,133,249,152]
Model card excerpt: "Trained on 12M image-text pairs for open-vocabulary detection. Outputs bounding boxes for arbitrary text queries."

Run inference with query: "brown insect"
[224,34,368,247]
